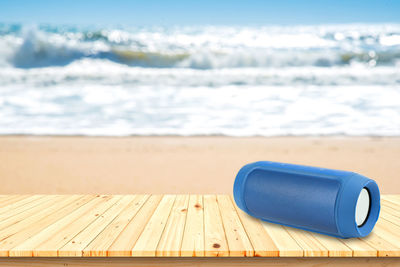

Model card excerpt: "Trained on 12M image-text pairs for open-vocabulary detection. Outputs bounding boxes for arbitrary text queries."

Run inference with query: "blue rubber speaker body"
[233,161,380,238]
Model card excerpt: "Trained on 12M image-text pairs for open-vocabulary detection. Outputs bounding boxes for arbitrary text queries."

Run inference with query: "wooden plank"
[0,196,30,209]
[0,196,11,205]
[1,257,400,266]
[382,195,400,206]
[0,195,26,206]
[381,200,400,218]
[285,227,328,257]
[59,195,145,257]
[340,237,377,257]
[380,210,400,227]
[28,196,122,257]
[382,197,400,208]
[377,218,400,238]
[261,222,303,257]
[371,219,400,256]
[0,195,60,231]
[83,195,152,257]
[310,233,352,257]
[180,195,204,257]
[0,195,45,217]
[8,195,100,257]
[362,215,400,257]
[203,195,229,257]
[38,195,125,257]
[156,195,189,256]
[231,196,278,257]
[0,195,94,257]
[0,194,398,258]
[381,206,400,220]
[217,195,253,257]
[361,232,400,257]
[9,195,114,257]
[131,195,176,256]
[0,195,78,242]
[104,195,163,257]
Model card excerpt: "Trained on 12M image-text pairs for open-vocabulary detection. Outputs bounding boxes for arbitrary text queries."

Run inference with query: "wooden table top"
[0,194,399,257]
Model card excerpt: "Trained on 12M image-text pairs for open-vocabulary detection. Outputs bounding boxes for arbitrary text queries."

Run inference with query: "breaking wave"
[0,23,400,136]
[1,23,400,68]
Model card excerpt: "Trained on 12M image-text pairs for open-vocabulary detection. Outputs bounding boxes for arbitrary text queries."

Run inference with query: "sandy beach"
[0,136,399,194]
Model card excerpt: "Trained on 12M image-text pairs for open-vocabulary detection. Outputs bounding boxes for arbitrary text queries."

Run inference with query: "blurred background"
[1,0,399,136]
[0,0,399,194]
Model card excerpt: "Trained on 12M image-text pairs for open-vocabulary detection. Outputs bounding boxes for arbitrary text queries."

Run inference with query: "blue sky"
[1,0,399,26]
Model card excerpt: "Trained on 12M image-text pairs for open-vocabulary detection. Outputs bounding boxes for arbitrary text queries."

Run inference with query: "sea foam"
[0,23,399,136]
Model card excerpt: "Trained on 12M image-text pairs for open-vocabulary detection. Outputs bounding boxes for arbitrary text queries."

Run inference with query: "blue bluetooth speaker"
[233,161,380,238]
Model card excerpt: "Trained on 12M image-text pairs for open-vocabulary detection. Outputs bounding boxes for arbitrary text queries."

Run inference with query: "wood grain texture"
[10,195,112,257]
[361,232,400,257]
[59,195,143,257]
[33,196,122,257]
[82,194,150,257]
[0,195,60,231]
[339,238,377,257]
[0,194,399,258]
[381,200,400,218]
[310,233,352,257]
[0,195,94,257]
[156,195,189,256]
[101,194,163,256]
[0,257,400,266]
[231,196,279,257]
[382,195,400,206]
[0,196,30,209]
[180,195,204,257]
[262,222,303,257]
[203,195,229,257]
[132,195,176,256]
[217,195,253,257]
[285,228,328,257]
[0,195,45,218]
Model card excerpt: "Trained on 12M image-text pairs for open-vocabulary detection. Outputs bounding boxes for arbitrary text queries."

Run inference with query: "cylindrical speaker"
[233,161,380,238]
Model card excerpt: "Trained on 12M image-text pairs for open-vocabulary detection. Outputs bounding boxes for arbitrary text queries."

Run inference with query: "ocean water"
[0,23,399,136]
